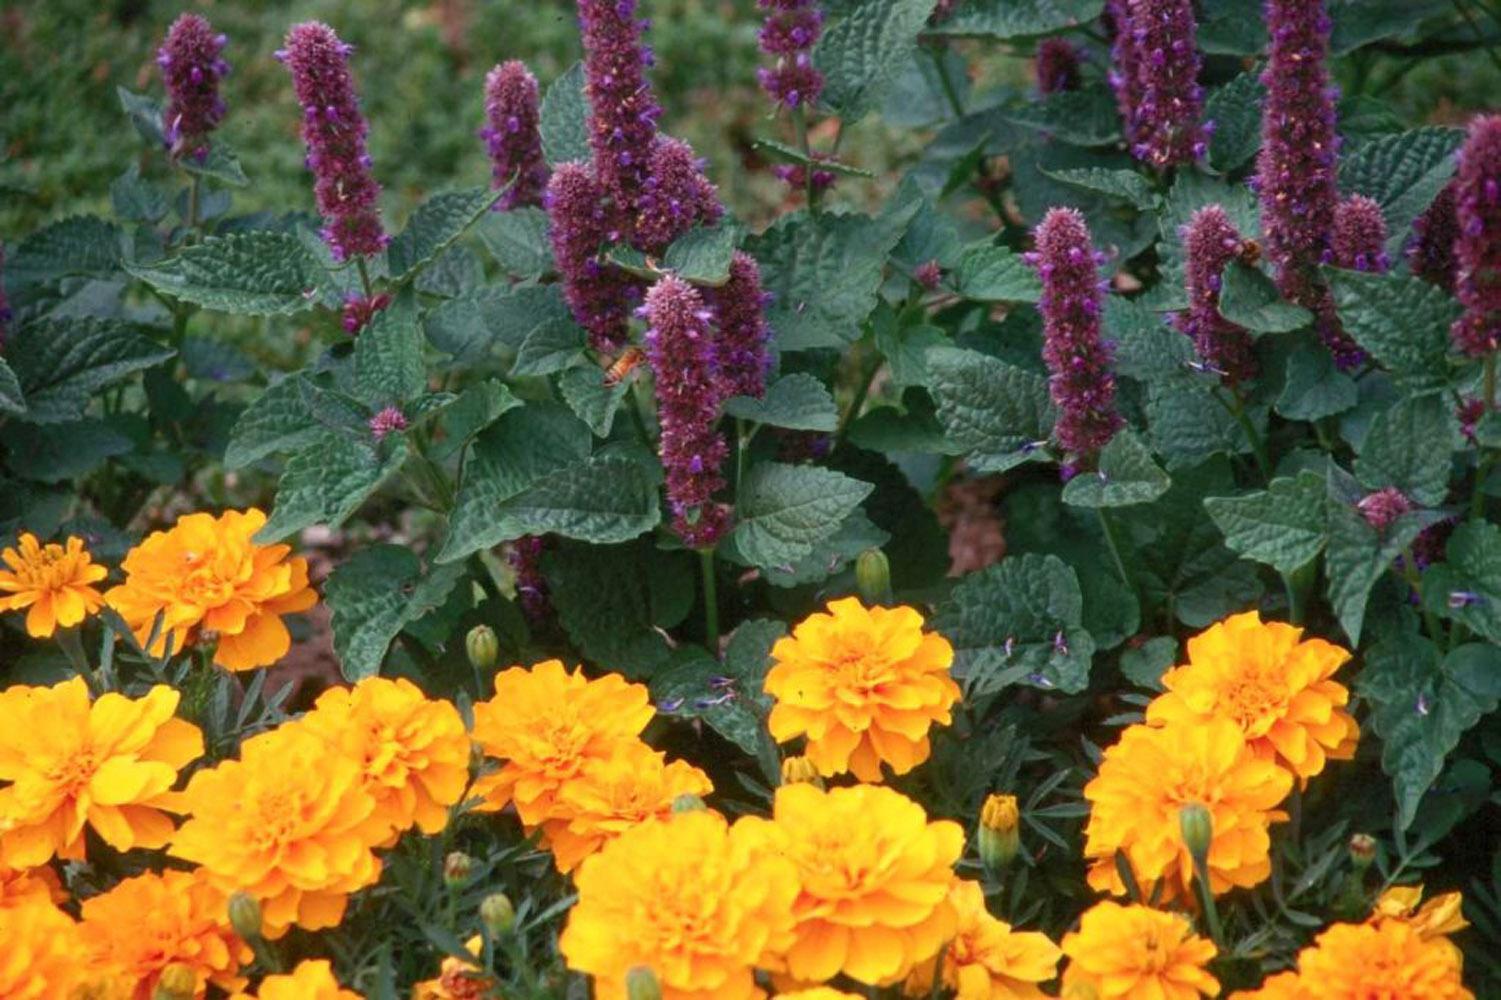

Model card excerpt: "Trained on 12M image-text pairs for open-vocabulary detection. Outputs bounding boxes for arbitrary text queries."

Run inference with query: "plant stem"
[186,173,202,239]
[835,352,880,445]
[698,549,719,652]
[930,46,965,119]
[1191,853,1226,950]
[1217,387,1272,482]
[1402,545,1445,641]
[1096,508,1135,600]
[356,256,375,298]
[792,106,819,212]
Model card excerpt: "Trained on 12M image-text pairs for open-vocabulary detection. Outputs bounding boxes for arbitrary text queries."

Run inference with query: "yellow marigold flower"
[1294,918,1472,999]
[81,867,252,998]
[779,754,822,787]
[547,740,714,873]
[1370,884,1469,939]
[413,935,491,1000]
[301,677,472,838]
[559,809,800,1000]
[1227,971,1303,999]
[1145,611,1359,781]
[775,992,864,999]
[757,783,963,986]
[764,598,960,782]
[169,723,388,939]
[470,659,654,825]
[105,509,317,672]
[0,863,63,909]
[0,677,202,867]
[903,880,1060,999]
[1060,901,1218,1000]
[0,533,107,638]
[1083,719,1292,901]
[0,895,83,999]
[229,959,363,1000]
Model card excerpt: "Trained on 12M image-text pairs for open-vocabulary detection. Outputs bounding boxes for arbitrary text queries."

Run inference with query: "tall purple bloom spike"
[277,22,388,261]
[757,0,824,111]
[1036,38,1083,95]
[1176,205,1257,383]
[708,251,773,400]
[1106,0,1144,152]
[577,0,663,218]
[157,13,230,162]
[481,61,549,210]
[635,137,723,254]
[1027,208,1124,465]
[545,162,639,352]
[1329,194,1390,272]
[1408,182,1459,293]
[642,276,731,548]
[1452,115,1501,359]
[1125,0,1208,167]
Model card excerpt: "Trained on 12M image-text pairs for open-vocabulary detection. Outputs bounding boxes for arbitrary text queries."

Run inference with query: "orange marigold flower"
[546,740,714,873]
[1145,611,1359,781]
[229,959,363,1000]
[1060,901,1218,1000]
[1294,918,1471,999]
[105,509,317,672]
[1083,719,1292,901]
[413,936,491,1000]
[470,659,653,825]
[1370,885,1469,939]
[81,867,252,998]
[775,992,864,999]
[0,677,203,867]
[301,677,472,838]
[0,895,83,999]
[0,863,63,910]
[903,880,1060,999]
[1227,971,1302,999]
[560,809,799,1000]
[169,723,387,939]
[764,598,959,782]
[756,783,963,986]
[0,533,107,638]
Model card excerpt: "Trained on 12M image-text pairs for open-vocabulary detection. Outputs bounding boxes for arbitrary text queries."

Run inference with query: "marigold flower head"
[1452,114,1501,358]
[0,862,62,910]
[0,677,202,867]
[301,677,471,838]
[481,60,549,210]
[1371,885,1469,940]
[229,959,363,1000]
[1227,971,1302,999]
[413,936,490,1000]
[547,740,714,873]
[157,13,230,161]
[471,659,654,826]
[1144,611,1358,781]
[1083,718,1292,900]
[105,508,317,672]
[0,532,107,638]
[765,597,959,782]
[758,783,963,985]
[169,723,387,939]
[776,992,862,1000]
[1060,901,1218,1000]
[0,896,83,999]
[81,867,251,998]
[1294,918,1472,999]
[902,880,1061,999]
[559,809,800,1000]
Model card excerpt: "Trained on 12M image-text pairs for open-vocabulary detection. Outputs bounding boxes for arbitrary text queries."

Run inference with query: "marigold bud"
[227,890,262,940]
[671,793,708,813]
[1348,833,1377,869]
[1178,802,1213,868]
[855,549,893,606]
[466,624,499,671]
[481,891,516,935]
[444,850,474,886]
[779,754,823,788]
[978,793,1021,872]
[626,966,662,1000]
[153,963,198,1000]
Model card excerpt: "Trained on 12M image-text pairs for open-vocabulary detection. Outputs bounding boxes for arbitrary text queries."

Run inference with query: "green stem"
[1096,508,1135,600]
[734,419,750,497]
[1217,387,1272,482]
[1402,545,1445,641]
[698,549,719,652]
[356,256,375,298]
[835,353,881,445]
[1191,852,1226,950]
[56,627,90,679]
[792,107,819,212]
[929,47,965,119]
[186,173,202,238]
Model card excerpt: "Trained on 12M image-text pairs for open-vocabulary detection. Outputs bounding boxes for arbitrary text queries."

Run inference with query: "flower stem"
[1216,387,1272,482]
[185,174,202,240]
[355,255,375,298]
[1190,853,1226,950]
[792,106,819,212]
[698,549,719,652]
[1096,508,1135,601]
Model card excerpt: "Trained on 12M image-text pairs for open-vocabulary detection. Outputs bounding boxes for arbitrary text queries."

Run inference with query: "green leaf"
[1206,72,1264,172]
[1198,0,1266,55]
[1331,0,1451,56]
[873,311,951,390]
[540,62,590,166]
[1108,297,1196,380]
[1422,521,1501,645]
[1041,167,1159,210]
[1327,269,1456,391]
[325,545,467,680]
[1003,90,1121,147]
[7,318,174,424]
[117,86,166,146]
[4,419,133,482]
[953,242,1042,303]
[1277,343,1359,421]
[758,510,888,588]
[750,139,875,179]
[1354,394,1454,506]
[557,366,632,437]
[353,292,426,405]
[653,620,786,757]
[1325,469,1441,644]
[663,225,740,285]
[0,358,25,416]
[1338,127,1461,258]
[730,463,874,570]
[511,317,587,376]
[933,553,1095,695]
[111,166,169,223]
[1217,261,1312,333]
[927,0,1104,39]
[127,232,321,315]
[1120,636,1178,691]
[8,216,125,288]
[723,374,838,432]
[1062,431,1171,508]
[259,433,409,542]
[926,347,1054,473]
[1358,634,1501,829]
[388,187,500,282]
[223,375,328,468]
[815,0,934,123]
[431,379,523,461]
[461,455,661,554]
[1205,471,1327,575]
[181,142,250,188]
[424,284,572,361]
[476,207,554,279]
[1145,378,1261,470]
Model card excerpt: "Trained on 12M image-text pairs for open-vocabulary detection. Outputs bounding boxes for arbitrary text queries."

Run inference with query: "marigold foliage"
[902,880,1060,999]
[1060,901,1218,1000]
[229,959,363,1000]
[0,533,107,638]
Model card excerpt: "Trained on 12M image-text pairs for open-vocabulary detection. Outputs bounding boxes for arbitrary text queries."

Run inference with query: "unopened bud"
[153,964,197,1000]
[854,548,893,605]
[1348,833,1377,869]
[978,793,1020,872]
[1179,803,1213,867]
[444,850,474,886]
[779,754,823,788]
[671,793,708,813]
[480,892,516,935]
[227,891,262,940]
[466,624,499,671]
[626,966,662,1000]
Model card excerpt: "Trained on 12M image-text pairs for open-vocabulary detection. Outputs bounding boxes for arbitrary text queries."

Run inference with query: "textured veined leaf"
[730,463,874,570]
[387,187,501,282]
[926,347,1054,473]
[540,62,590,165]
[127,232,321,315]
[6,318,174,424]
[723,374,838,432]
[325,545,467,680]
[815,0,934,122]
[1205,471,1327,575]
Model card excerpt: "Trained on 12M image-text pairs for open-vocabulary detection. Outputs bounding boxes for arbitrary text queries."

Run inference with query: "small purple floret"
[1408,182,1459,293]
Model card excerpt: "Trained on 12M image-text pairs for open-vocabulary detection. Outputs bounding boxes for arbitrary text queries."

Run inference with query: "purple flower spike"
[544,162,639,352]
[757,0,824,111]
[1176,205,1257,383]
[1329,194,1390,272]
[708,251,773,400]
[1452,115,1501,359]
[1036,38,1083,95]
[281,22,388,261]
[1029,208,1124,462]
[158,13,230,162]
[508,535,553,621]
[368,405,407,441]
[1125,0,1208,167]
[1106,0,1144,151]
[1408,182,1459,293]
[643,275,731,548]
[1357,487,1414,532]
[635,137,723,254]
[481,61,549,210]
[577,0,663,217]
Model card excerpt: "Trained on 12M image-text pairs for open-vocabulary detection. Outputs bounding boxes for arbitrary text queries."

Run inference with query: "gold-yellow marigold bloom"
[0,862,63,910]
[1083,719,1292,901]
[229,959,363,1000]
[559,809,800,1000]
[775,992,864,1000]
[81,867,252,998]
[471,659,654,825]
[1294,918,1472,999]
[0,677,202,867]
[547,740,714,873]
[413,935,491,1000]
[301,677,472,838]
[903,880,1060,999]
[169,723,388,939]
[1060,901,1218,1000]
[0,896,82,999]
[1145,611,1359,782]
[105,509,317,672]
[1370,884,1469,939]
[0,533,107,638]
[764,598,959,782]
[1227,971,1303,999]
[757,782,963,986]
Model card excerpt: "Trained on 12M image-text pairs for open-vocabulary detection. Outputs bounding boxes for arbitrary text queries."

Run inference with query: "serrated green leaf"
[117,86,166,146]
[7,318,174,424]
[927,0,1104,39]
[353,292,425,405]
[653,619,786,757]
[1206,72,1264,172]
[0,358,25,416]
[9,216,125,288]
[259,433,409,542]
[1205,471,1327,575]
[511,317,587,376]
[723,374,838,432]
[730,463,873,570]
[325,544,467,680]
[1108,297,1196,380]
[1422,521,1501,644]
[1330,0,1451,56]
[424,284,573,361]
[557,366,632,437]
[751,138,875,178]
[1120,636,1178,691]
[1354,394,1453,506]
[1217,261,1312,333]
[127,232,321,315]
[873,310,951,390]
[111,166,169,223]
[1145,378,1261,470]
[727,508,888,588]
[1062,431,1171,508]
[4,419,133,482]
[847,401,957,455]
[1326,470,1442,644]
[815,0,934,123]
[1198,0,1266,55]
[181,142,249,187]
[663,225,740,285]
[431,379,522,460]
[466,455,661,553]
[388,187,500,282]
[1327,269,1456,391]
[1003,90,1121,147]
[1042,167,1159,210]
[1276,343,1358,421]
[1339,126,1460,258]
[540,62,590,166]
[926,347,1054,473]
[476,206,554,279]
[223,375,320,468]
[953,242,1042,303]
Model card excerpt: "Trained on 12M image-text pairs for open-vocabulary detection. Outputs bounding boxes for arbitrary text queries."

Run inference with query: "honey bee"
[603,346,647,387]
[1238,238,1262,266]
